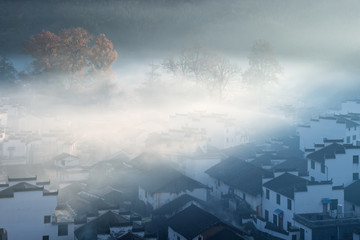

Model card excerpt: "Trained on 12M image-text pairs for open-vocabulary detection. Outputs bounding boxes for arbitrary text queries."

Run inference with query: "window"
[321,164,325,173]
[273,214,277,226]
[311,176,315,182]
[287,199,292,210]
[265,210,269,221]
[287,221,292,230]
[354,135,357,140]
[44,215,51,224]
[58,224,68,236]
[311,160,315,169]
[354,155,359,164]
[353,173,359,181]
[276,194,281,205]
[43,236,49,240]
[177,237,180,240]
[292,235,297,240]
[347,136,351,143]
[330,199,338,210]
[266,189,270,200]
[353,204,356,211]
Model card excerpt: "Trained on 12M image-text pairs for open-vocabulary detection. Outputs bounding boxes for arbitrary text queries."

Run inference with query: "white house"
[205,158,273,215]
[297,115,360,151]
[306,143,360,186]
[0,178,74,240]
[262,172,344,233]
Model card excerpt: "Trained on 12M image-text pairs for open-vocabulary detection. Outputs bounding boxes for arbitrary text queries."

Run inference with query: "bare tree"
[163,46,238,99]
[242,39,282,85]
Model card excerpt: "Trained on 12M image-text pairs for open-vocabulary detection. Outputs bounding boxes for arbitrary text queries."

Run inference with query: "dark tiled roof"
[0,182,45,198]
[206,158,273,196]
[207,228,244,240]
[66,192,117,224]
[74,211,131,240]
[306,143,345,164]
[152,194,204,217]
[168,205,221,239]
[139,167,206,194]
[8,176,37,182]
[345,180,360,206]
[263,173,308,199]
[53,153,79,161]
[272,157,307,173]
[116,232,144,240]
[222,143,258,159]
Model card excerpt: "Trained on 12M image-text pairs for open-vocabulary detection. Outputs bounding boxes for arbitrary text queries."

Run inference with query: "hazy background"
[1,0,360,154]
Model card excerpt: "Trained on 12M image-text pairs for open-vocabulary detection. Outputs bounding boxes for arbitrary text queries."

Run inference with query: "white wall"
[263,183,344,232]
[298,118,345,151]
[0,191,63,240]
[309,148,360,187]
[168,227,187,240]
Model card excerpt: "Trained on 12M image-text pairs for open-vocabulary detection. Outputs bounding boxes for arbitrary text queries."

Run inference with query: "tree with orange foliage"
[23,30,61,73]
[23,28,117,88]
[89,33,118,72]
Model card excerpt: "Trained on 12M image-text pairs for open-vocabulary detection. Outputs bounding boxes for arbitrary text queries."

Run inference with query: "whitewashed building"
[0,177,74,240]
[306,143,360,186]
[262,173,344,233]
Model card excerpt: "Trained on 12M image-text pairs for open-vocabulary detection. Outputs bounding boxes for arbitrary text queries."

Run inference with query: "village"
[0,97,360,240]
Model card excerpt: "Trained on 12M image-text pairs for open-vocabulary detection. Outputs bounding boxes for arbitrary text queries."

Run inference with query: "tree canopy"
[23,27,117,88]
[242,40,282,85]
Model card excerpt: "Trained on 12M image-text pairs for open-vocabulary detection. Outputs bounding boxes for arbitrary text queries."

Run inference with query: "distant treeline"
[0,0,209,55]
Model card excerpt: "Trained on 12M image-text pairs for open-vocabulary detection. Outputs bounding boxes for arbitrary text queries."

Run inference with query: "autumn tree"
[22,30,61,73]
[89,34,118,72]
[23,28,117,88]
[242,39,282,85]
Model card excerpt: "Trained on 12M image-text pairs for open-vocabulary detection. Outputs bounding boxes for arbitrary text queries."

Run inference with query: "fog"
[1,0,360,165]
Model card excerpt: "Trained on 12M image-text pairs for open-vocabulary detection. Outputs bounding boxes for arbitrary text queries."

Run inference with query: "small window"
[311,176,315,182]
[353,173,359,181]
[321,164,325,173]
[266,189,270,200]
[287,221,292,230]
[354,135,357,140]
[43,236,49,240]
[265,210,269,221]
[58,224,68,236]
[292,235,297,240]
[354,155,359,164]
[347,136,351,143]
[311,160,315,169]
[287,199,292,210]
[353,204,356,211]
[44,215,51,224]
[276,194,281,205]
[273,214,277,225]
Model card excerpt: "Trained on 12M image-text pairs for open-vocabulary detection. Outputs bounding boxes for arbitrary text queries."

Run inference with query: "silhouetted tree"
[242,40,282,85]
[0,56,17,85]
[163,47,238,99]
